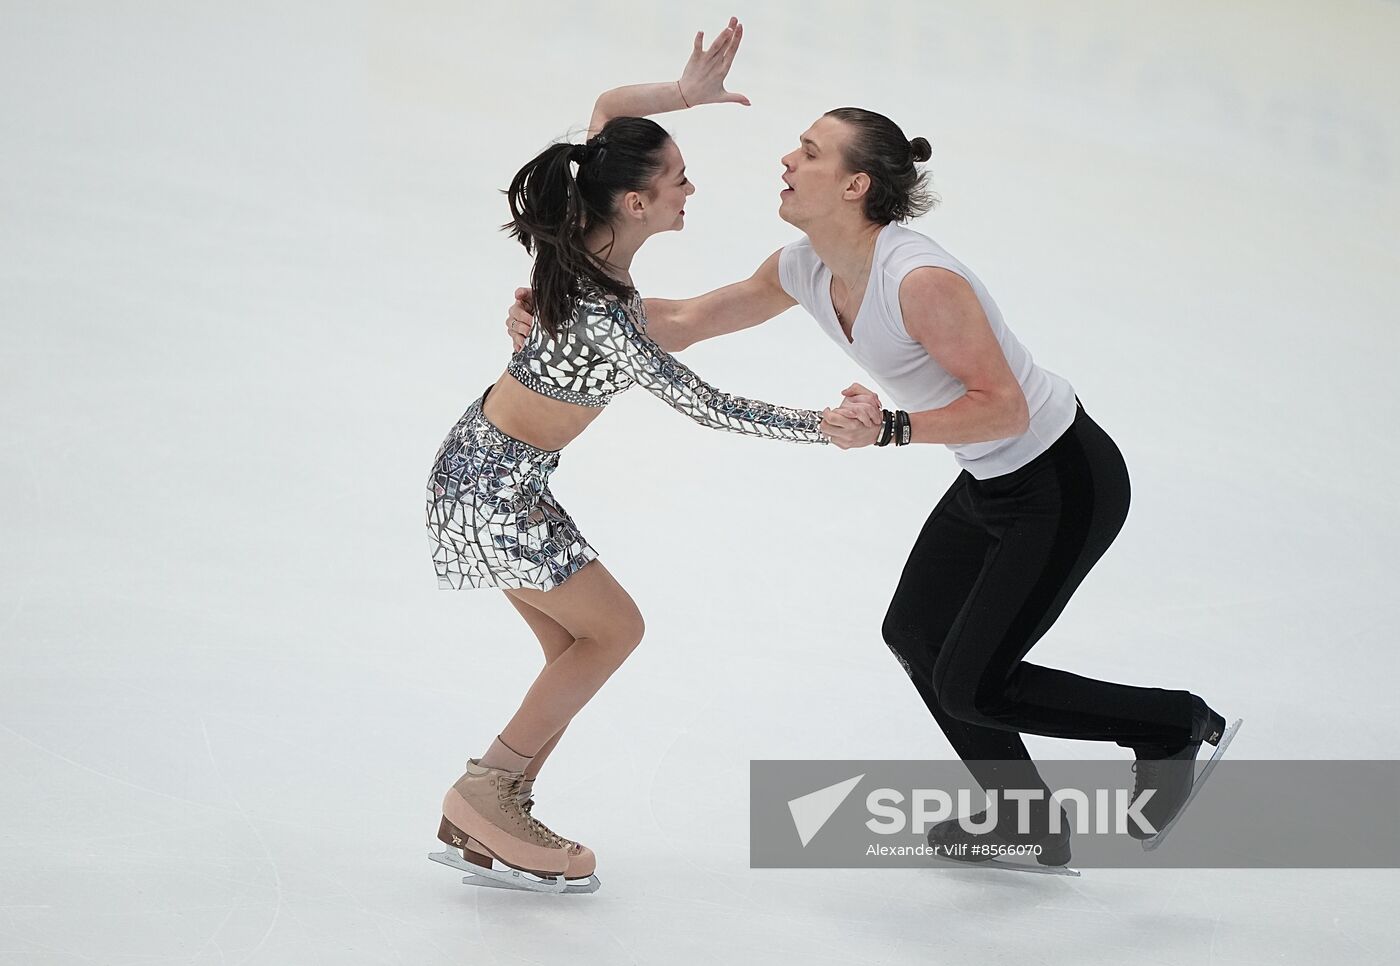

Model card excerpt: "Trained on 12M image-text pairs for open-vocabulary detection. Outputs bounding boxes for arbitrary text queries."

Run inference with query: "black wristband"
[895,410,912,445]
[875,409,894,447]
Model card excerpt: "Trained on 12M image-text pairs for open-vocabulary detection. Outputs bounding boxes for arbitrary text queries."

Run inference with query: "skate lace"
[494,775,541,836]
[1130,759,1161,802]
[520,798,578,851]
[496,776,517,805]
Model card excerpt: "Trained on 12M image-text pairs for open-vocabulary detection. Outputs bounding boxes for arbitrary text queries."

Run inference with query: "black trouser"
[881,399,1193,825]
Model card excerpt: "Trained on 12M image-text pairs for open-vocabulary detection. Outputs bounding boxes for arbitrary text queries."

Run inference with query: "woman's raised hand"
[678,16,751,108]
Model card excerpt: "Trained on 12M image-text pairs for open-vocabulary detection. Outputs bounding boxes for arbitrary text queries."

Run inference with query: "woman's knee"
[618,612,645,655]
[596,609,644,663]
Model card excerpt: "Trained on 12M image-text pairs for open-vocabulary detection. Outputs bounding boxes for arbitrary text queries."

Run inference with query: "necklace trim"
[832,231,880,336]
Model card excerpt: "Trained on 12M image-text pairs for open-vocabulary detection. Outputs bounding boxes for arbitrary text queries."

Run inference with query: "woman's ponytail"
[503,117,671,336]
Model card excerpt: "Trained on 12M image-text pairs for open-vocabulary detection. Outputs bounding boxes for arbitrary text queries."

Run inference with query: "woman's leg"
[486,559,644,761]
[502,592,576,781]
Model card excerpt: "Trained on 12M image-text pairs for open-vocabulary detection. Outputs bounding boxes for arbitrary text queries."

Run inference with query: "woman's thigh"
[506,559,644,650]
[504,592,574,661]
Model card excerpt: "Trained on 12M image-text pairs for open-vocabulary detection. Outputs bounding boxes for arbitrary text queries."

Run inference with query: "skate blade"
[930,855,1081,877]
[558,874,601,895]
[428,847,568,894]
[985,859,1081,877]
[1142,716,1243,853]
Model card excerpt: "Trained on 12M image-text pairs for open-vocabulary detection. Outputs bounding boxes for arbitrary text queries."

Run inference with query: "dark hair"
[823,107,937,224]
[504,116,672,337]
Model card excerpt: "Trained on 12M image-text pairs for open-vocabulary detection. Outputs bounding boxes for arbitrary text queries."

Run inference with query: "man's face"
[778,116,854,227]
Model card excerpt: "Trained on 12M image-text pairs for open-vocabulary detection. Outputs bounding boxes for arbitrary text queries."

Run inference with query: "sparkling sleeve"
[591,296,829,445]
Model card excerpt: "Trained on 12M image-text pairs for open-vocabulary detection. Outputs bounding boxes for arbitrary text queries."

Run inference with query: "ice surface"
[2,1,1398,963]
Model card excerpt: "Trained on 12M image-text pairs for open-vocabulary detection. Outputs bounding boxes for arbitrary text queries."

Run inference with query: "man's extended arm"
[641,248,797,351]
[508,248,797,353]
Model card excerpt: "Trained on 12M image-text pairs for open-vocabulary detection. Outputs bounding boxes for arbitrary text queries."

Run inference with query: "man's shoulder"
[880,222,948,261]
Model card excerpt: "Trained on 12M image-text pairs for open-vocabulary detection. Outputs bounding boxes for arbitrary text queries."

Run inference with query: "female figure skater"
[509,107,1240,872]
[426,19,871,894]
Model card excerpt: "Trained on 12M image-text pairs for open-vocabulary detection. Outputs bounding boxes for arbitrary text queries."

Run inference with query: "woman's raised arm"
[587,16,750,135]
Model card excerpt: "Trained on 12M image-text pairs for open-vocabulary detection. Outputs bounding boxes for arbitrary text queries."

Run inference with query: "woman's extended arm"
[588,17,750,135]
[585,295,831,445]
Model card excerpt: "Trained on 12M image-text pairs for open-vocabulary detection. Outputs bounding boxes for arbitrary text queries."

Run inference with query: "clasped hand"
[822,384,883,449]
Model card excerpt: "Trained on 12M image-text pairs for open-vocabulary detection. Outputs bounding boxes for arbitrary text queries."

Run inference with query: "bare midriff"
[480,370,606,452]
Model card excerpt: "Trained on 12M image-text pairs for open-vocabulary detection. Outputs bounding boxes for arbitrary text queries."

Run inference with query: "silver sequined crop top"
[506,283,828,444]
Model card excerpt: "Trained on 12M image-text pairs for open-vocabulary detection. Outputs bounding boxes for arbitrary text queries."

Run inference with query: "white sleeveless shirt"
[778,223,1077,479]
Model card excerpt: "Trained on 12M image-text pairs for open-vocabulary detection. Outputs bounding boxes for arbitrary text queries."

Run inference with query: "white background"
[2,1,1398,963]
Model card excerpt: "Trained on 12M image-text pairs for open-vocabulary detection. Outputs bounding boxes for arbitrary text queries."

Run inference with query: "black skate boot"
[926,807,1075,875]
[1129,694,1241,849]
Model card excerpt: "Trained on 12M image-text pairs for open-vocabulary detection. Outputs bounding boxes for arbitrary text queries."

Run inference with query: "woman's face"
[639,139,695,233]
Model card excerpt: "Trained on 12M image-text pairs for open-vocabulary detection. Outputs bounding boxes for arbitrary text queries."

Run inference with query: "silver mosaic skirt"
[426,390,598,590]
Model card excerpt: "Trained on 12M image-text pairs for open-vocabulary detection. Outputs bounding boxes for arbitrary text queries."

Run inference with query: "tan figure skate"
[516,778,600,894]
[428,760,570,893]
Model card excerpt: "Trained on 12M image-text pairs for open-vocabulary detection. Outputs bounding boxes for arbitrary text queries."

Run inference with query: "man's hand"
[507,287,534,351]
[840,382,882,414]
[821,398,882,449]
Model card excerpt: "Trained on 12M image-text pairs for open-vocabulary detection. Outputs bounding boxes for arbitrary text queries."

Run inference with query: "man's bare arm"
[642,248,797,351]
[900,267,1029,444]
[505,249,796,353]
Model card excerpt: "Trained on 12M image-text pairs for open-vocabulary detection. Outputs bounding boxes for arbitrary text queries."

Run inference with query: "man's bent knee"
[935,681,1003,727]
